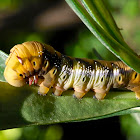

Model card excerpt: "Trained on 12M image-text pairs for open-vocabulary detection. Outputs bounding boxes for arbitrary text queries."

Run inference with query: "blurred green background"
[0,0,140,140]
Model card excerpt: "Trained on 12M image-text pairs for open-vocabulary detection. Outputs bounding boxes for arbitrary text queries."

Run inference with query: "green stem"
[82,0,133,52]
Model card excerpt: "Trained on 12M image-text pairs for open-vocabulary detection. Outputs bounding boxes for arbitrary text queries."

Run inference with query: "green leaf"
[1,50,140,130]
[0,51,8,82]
[1,81,140,130]
[65,0,140,73]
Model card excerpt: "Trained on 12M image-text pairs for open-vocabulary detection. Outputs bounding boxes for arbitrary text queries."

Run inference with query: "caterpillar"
[4,41,140,100]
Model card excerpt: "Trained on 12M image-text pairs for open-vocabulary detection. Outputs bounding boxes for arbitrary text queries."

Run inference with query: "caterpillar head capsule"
[4,66,26,87]
[4,41,45,87]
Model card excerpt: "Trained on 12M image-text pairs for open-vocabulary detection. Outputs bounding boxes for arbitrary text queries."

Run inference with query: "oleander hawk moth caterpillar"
[4,41,140,100]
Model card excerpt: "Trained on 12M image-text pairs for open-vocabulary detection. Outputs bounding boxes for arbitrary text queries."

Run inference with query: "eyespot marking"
[53,69,57,75]
[45,61,49,68]
[101,77,104,82]
[19,74,23,77]
[118,76,122,81]
[33,61,36,66]
[63,75,67,80]
[135,73,138,79]
[82,77,86,82]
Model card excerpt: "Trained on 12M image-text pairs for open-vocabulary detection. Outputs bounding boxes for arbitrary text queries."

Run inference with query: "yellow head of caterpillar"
[4,66,26,87]
[4,41,44,87]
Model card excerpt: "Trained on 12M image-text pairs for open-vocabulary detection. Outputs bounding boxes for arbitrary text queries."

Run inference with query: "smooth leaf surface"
[1,81,140,130]
[65,0,140,73]
[1,50,140,130]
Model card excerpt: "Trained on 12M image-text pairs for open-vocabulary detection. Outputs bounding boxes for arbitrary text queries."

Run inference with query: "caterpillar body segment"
[4,41,140,100]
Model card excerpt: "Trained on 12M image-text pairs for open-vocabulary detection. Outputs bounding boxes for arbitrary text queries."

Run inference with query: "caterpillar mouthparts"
[4,41,140,100]
[26,74,44,86]
[28,75,38,85]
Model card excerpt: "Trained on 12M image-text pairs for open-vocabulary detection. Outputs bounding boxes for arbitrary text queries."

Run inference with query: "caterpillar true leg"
[43,68,57,87]
[38,82,50,96]
[38,67,58,95]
